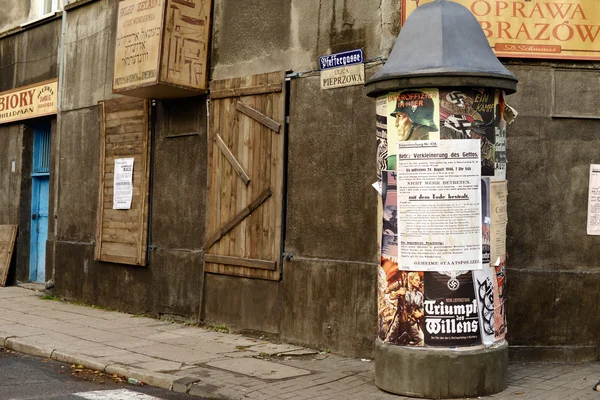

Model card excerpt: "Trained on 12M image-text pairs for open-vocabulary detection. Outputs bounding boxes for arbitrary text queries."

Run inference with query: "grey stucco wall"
[0,0,30,33]
[211,0,400,80]
[280,70,379,356]
[504,62,600,361]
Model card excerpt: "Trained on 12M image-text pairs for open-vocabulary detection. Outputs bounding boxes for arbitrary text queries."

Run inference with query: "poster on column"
[482,177,491,267]
[376,96,388,181]
[396,139,482,271]
[378,265,425,347]
[493,262,507,341]
[473,266,496,346]
[494,92,507,181]
[382,171,398,259]
[424,271,480,347]
[439,88,497,177]
[587,164,600,235]
[113,158,134,210]
[386,89,440,171]
[491,181,508,266]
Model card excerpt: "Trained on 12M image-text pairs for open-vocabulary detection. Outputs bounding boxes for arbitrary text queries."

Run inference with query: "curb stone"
[51,350,109,372]
[104,363,176,390]
[5,338,53,358]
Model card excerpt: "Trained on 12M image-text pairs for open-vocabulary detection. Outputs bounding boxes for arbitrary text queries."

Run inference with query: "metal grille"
[33,126,51,175]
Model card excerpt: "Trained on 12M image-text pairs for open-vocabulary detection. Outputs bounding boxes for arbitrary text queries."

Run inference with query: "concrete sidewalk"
[0,286,598,400]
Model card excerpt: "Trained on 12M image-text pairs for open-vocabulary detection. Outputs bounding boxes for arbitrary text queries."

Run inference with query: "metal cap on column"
[366,0,517,97]
[367,1,517,398]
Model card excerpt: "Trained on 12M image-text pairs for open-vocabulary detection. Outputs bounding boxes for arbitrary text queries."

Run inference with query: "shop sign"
[319,49,365,90]
[402,0,600,60]
[0,79,58,125]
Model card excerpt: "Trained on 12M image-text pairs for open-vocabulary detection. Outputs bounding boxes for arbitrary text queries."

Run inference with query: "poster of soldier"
[385,89,440,171]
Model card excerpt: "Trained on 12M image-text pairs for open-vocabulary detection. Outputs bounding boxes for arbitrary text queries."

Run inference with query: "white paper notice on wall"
[587,164,600,235]
[113,158,134,210]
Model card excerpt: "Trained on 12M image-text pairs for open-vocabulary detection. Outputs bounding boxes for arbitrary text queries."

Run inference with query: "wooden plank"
[0,225,18,287]
[102,232,138,244]
[204,264,279,281]
[210,82,282,100]
[102,221,139,229]
[105,108,145,121]
[204,254,276,271]
[106,124,145,135]
[95,102,107,261]
[206,93,219,254]
[137,100,151,265]
[215,133,250,186]
[236,101,281,133]
[105,116,145,129]
[205,188,272,251]
[105,132,144,144]
[101,242,138,258]
[247,73,266,261]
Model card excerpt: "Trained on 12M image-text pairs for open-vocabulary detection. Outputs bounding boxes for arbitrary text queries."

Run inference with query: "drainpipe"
[50,0,66,286]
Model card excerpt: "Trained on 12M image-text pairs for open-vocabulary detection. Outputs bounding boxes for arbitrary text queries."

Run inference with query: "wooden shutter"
[206,71,286,281]
[0,225,17,286]
[95,97,151,266]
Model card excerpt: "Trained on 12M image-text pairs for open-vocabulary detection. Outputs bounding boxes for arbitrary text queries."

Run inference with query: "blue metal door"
[30,125,51,283]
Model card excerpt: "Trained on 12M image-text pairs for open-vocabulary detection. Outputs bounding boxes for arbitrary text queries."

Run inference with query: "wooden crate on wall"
[95,97,151,265]
[112,0,212,99]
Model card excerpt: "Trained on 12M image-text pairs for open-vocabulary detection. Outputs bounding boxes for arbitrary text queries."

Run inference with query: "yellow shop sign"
[402,0,600,60]
[0,79,58,125]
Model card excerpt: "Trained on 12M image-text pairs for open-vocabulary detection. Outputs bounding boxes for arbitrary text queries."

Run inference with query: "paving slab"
[206,358,312,380]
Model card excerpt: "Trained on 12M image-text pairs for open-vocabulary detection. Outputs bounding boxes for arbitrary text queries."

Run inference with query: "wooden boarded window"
[206,71,286,281]
[95,97,151,266]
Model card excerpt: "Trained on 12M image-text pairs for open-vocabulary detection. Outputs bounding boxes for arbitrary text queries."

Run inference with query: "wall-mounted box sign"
[0,79,58,125]
[402,0,600,61]
[319,49,365,90]
[113,0,212,98]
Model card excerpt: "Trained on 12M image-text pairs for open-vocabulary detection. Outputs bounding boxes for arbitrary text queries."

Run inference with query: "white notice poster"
[396,139,482,271]
[113,158,134,210]
[587,164,600,235]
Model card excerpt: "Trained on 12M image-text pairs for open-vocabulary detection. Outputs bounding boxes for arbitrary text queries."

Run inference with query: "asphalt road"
[0,347,201,400]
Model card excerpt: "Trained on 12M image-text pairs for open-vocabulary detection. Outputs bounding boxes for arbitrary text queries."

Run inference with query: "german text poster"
[424,271,480,347]
[587,165,600,235]
[113,158,134,210]
[490,181,508,266]
[396,139,482,271]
